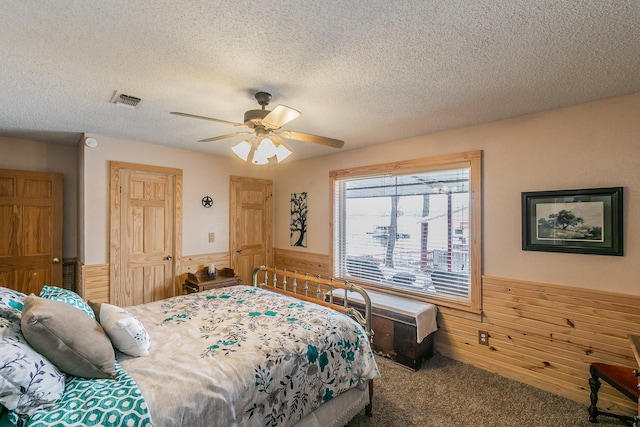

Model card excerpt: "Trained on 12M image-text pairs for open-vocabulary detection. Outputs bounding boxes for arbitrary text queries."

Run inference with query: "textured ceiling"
[1,1,639,161]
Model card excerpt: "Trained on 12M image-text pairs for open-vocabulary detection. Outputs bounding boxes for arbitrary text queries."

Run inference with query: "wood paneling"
[80,263,110,303]
[274,248,330,278]
[270,248,333,298]
[437,276,640,418]
[271,248,640,418]
[78,252,232,303]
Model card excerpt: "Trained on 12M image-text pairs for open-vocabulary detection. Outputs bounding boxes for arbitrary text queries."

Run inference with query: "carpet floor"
[345,353,631,427]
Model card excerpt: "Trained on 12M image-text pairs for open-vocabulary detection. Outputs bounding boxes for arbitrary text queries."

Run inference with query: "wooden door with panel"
[0,168,63,294]
[229,176,273,286]
[110,162,182,307]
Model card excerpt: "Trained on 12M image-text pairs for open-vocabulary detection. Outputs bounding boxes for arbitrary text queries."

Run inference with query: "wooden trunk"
[331,296,435,370]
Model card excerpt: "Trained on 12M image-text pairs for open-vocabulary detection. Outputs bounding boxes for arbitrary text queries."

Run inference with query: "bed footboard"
[252,265,375,416]
[251,265,373,339]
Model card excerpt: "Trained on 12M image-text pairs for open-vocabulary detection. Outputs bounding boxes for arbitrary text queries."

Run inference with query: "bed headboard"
[251,265,373,340]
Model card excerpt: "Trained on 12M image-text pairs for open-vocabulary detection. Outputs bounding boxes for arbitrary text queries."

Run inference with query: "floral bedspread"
[117,285,380,427]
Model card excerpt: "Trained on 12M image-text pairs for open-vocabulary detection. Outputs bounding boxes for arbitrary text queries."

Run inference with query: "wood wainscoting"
[274,248,330,279]
[438,275,640,418]
[272,248,640,418]
[77,252,232,304]
[79,263,110,302]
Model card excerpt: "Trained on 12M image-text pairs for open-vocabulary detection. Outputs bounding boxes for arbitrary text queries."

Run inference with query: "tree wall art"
[290,192,307,247]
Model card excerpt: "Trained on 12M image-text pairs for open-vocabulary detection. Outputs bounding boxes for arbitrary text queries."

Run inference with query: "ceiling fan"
[170,91,344,165]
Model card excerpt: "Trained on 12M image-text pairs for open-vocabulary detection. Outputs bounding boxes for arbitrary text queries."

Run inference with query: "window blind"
[333,168,471,299]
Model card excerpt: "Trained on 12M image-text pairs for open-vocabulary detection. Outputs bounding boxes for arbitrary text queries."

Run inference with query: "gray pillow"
[21,295,116,379]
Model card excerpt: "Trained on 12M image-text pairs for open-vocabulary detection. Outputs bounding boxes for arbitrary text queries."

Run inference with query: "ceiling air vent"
[110,91,142,108]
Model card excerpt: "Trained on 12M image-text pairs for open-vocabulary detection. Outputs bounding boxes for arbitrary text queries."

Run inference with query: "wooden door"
[229,176,273,285]
[110,162,182,306]
[0,168,63,294]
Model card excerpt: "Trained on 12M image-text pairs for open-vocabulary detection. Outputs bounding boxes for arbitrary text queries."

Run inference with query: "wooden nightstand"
[183,268,242,294]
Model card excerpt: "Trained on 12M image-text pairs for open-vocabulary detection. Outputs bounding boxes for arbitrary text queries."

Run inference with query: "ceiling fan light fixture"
[251,150,269,165]
[172,90,344,165]
[256,137,277,159]
[274,144,292,162]
[231,140,252,161]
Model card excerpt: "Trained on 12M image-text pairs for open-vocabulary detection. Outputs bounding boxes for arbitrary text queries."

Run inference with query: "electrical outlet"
[478,330,489,346]
[208,233,215,243]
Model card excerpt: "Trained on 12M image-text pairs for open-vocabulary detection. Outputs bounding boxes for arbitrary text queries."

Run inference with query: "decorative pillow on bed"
[0,316,65,416]
[21,295,116,379]
[0,288,26,321]
[91,302,151,357]
[39,285,95,319]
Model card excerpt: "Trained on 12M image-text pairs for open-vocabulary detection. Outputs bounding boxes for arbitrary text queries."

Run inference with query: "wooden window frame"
[329,150,482,313]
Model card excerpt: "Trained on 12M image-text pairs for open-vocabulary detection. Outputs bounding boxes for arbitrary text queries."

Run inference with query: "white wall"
[273,92,640,294]
[80,135,275,265]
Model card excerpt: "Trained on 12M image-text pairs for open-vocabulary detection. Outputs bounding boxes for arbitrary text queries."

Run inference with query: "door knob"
[52,258,60,264]
[166,255,173,261]
[236,249,243,254]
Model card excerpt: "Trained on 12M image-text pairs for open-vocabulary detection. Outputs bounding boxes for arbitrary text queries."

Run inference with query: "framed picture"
[521,187,623,256]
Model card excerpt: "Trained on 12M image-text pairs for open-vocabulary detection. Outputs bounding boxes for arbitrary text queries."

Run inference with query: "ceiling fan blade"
[170,111,246,127]
[262,105,301,129]
[279,130,344,148]
[198,131,253,143]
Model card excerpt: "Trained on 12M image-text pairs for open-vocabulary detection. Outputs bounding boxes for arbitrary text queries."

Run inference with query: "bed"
[0,266,380,427]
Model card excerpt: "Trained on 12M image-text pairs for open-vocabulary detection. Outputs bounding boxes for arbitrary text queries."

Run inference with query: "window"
[331,151,482,311]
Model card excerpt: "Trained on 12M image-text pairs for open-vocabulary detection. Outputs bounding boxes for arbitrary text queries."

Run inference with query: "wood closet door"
[0,168,63,294]
[230,176,273,285]
[112,168,177,306]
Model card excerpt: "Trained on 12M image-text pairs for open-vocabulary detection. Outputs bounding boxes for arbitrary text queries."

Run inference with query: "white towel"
[328,289,438,343]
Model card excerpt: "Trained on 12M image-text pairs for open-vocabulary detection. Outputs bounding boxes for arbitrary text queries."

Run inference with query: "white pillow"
[0,316,65,416]
[98,303,150,357]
